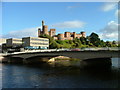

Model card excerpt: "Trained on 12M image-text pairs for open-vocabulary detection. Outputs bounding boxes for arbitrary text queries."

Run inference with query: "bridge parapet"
[4,50,119,60]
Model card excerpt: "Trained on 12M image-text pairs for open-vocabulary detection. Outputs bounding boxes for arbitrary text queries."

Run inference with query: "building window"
[31,38,48,41]
[31,42,49,45]
[13,40,22,42]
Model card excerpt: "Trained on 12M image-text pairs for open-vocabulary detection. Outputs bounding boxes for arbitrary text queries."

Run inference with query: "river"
[1,58,120,89]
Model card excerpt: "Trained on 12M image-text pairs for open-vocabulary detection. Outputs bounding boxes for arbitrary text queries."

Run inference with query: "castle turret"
[81,31,86,37]
[49,29,56,37]
[65,32,71,37]
[42,20,44,27]
[73,32,76,39]
[41,20,49,35]
[43,25,48,35]
[38,28,41,37]
[58,34,64,40]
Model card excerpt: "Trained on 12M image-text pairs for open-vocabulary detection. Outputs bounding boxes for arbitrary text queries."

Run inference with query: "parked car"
[70,48,80,51]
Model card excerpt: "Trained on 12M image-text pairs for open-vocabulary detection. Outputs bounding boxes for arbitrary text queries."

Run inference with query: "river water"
[1,58,120,89]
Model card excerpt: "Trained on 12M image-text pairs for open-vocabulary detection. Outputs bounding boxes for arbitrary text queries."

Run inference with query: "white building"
[22,37,49,49]
[6,38,22,47]
[0,38,6,45]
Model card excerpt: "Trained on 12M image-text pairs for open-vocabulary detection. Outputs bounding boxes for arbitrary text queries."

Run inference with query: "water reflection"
[2,58,120,88]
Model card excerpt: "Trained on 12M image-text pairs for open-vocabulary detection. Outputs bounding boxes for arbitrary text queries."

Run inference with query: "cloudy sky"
[1,1,119,41]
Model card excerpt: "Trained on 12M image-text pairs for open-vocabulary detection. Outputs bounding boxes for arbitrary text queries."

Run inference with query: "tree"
[73,38,82,48]
[39,34,59,49]
[100,40,106,47]
[112,41,116,44]
[69,40,73,44]
[89,32,101,47]
[86,36,93,46]
[105,41,112,47]
[80,37,87,45]
[112,40,117,47]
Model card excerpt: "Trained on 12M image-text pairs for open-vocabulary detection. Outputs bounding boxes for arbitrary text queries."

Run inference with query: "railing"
[82,47,120,51]
[1,47,119,55]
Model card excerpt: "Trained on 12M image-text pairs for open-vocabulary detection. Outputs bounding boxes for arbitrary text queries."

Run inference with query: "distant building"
[49,29,56,37]
[81,32,86,37]
[1,37,49,53]
[38,20,86,40]
[22,37,49,49]
[6,38,22,48]
[38,20,49,37]
[0,38,6,52]
[0,38,6,45]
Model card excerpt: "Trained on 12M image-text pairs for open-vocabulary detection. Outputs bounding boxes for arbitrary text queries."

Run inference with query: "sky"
[1,1,120,41]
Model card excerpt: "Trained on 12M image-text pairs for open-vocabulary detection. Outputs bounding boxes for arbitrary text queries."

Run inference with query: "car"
[70,48,80,51]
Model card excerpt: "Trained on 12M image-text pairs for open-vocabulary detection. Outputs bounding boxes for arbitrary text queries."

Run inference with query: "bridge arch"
[5,51,119,67]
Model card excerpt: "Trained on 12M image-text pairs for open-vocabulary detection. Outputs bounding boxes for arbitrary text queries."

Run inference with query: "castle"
[38,20,86,40]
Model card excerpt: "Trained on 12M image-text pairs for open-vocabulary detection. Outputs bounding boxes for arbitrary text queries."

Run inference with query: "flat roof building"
[0,38,6,45]
[22,37,49,49]
[6,38,22,47]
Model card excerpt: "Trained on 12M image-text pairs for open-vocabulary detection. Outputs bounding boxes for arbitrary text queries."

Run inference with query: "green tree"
[89,32,101,47]
[69,40,74,44]
[112,40,117,47]
[86,36,93,46]
[99,40,106,47]
[39,34,60,49]
[80,37,87,45]
[105,41,112,47]
[73,38,82,48]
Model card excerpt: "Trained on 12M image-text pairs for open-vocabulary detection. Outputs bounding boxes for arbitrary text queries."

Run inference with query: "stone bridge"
[7,51,119,59]
[2,50,119,68]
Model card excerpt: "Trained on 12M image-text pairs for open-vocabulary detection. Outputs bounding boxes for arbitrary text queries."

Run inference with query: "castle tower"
[38,28,42,37]
[73,32,76,39]
[49,29,56,37]
[42,20,44,27]
[81,32,86,37]
[42,20,49,35]
[58,34,64,40]
[43,25,48,35]
[65,32,70,37]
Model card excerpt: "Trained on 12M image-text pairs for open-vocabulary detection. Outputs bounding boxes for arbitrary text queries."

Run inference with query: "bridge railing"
[1,47,119,56]
[82,47,119,51]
